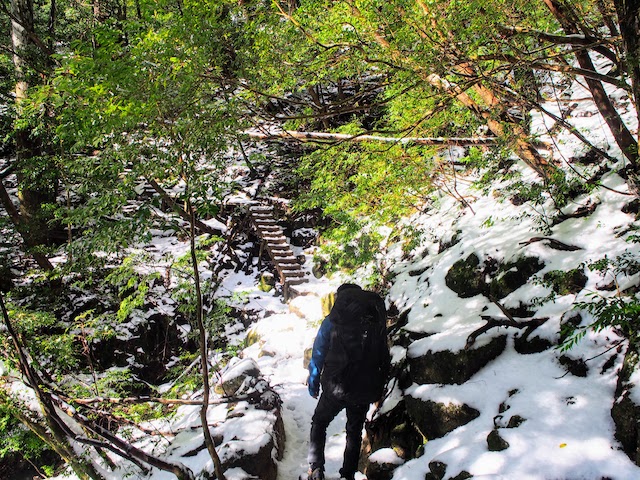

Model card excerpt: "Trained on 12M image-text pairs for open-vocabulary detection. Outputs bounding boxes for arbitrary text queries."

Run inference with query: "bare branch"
[466,296,549,349]
[466,315,548,349]
[146,177,224,236]
[498,25,619,64]
[51,396,195,480]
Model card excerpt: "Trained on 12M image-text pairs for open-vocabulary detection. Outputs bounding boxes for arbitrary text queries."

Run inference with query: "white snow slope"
[50,75,640,479]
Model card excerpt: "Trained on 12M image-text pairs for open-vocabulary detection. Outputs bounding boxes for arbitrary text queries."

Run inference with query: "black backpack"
[321,287,390,404]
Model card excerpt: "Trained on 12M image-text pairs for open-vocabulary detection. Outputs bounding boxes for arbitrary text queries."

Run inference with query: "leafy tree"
[236,0,640,271]
[2,1,246,478]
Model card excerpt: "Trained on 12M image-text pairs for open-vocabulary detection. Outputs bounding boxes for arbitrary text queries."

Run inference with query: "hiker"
[305,283,391,480]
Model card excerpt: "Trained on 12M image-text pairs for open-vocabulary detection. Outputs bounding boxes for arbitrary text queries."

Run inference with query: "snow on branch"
[244,129,497,146]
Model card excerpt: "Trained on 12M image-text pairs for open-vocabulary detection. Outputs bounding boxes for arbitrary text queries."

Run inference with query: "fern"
[561,252,640,350]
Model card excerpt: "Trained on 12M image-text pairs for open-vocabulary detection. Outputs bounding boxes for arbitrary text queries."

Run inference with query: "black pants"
[308,391,369,477]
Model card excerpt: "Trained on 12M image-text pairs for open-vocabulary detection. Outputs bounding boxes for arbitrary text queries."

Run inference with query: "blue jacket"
[308,316,332,397]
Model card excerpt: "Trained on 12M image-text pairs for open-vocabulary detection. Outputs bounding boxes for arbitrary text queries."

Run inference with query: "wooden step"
[273,253,296,260]
[258,228,283,235]
[252,215,274,222]
[249,204,274,212]
[274,254,298,261]
[256,223,280,229]
[281,265,303,273]
[282,270,306,278]
[279,262,301,268]
[249,202,309,300]
[264,236,288,244]
[269,244,292,251]
[262,231,287,238]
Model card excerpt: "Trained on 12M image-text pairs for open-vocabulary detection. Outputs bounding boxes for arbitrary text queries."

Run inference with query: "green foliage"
[395,224,426,258]
[2,303,78,374]
[167,236,234,345]
[313,219,384,273]
[99,369,146,397]
[0,403,54,470]
[119,402,167,424]
[297,139,437,221]
[164,352,203,398]
[561,253,640,350]
[562,294,640,351]
[106,255,161,322]
[294,138,437,270]
[44,1,242,274]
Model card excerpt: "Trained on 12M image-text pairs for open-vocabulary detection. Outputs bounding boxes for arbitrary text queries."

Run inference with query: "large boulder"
[444,253,486,298]
[489,256,545,299]
[215,357,261,396]
[424,461,472,480]
[218,380,286,480]
[544,268,588,295]
[487,428,510,451]
[363,401,424,464]
[0,261,13,292]
[612,346,640,466]
[408,335,507,385]
[405,397,480,440]
[445,253,545,300]
[365,448,404,480]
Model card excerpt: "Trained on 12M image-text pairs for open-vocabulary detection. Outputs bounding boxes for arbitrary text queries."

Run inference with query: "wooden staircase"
[249,203,308,299]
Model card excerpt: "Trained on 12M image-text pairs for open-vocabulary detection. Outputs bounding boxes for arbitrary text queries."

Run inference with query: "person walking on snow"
[305,283,391,480]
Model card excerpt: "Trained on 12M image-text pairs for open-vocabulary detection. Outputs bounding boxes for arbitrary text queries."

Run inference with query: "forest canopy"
[1,0,639,478]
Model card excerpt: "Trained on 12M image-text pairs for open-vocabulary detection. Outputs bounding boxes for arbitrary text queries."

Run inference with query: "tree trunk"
[10,0,59,253]
[613,0,640,133]
[93,0,126,23]
[0,180,53,270]
[10,0,31,101]
[544,0,639,168]
[3,0,55,270]
[188,201,226,480]
[427,73,557,178]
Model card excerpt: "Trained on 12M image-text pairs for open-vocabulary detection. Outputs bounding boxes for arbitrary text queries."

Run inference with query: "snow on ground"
[49,69,640,479]
[134,171,639,480]
[216,266,363,480]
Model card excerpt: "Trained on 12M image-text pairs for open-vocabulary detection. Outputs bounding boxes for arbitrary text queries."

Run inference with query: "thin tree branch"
[51,396,194,480]
[146,177,224,236]
[498,25,619,64]
[188,199,226,480]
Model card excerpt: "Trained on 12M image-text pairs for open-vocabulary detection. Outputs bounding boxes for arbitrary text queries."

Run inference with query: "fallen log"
[244,129,497,146]
[519,236,583,251]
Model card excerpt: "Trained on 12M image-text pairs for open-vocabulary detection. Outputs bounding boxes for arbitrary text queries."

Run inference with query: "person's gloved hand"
[307,375,319,398]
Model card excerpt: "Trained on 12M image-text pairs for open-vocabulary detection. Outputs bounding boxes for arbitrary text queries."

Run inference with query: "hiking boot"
[339,469,355,480]
[308,467,325,480]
